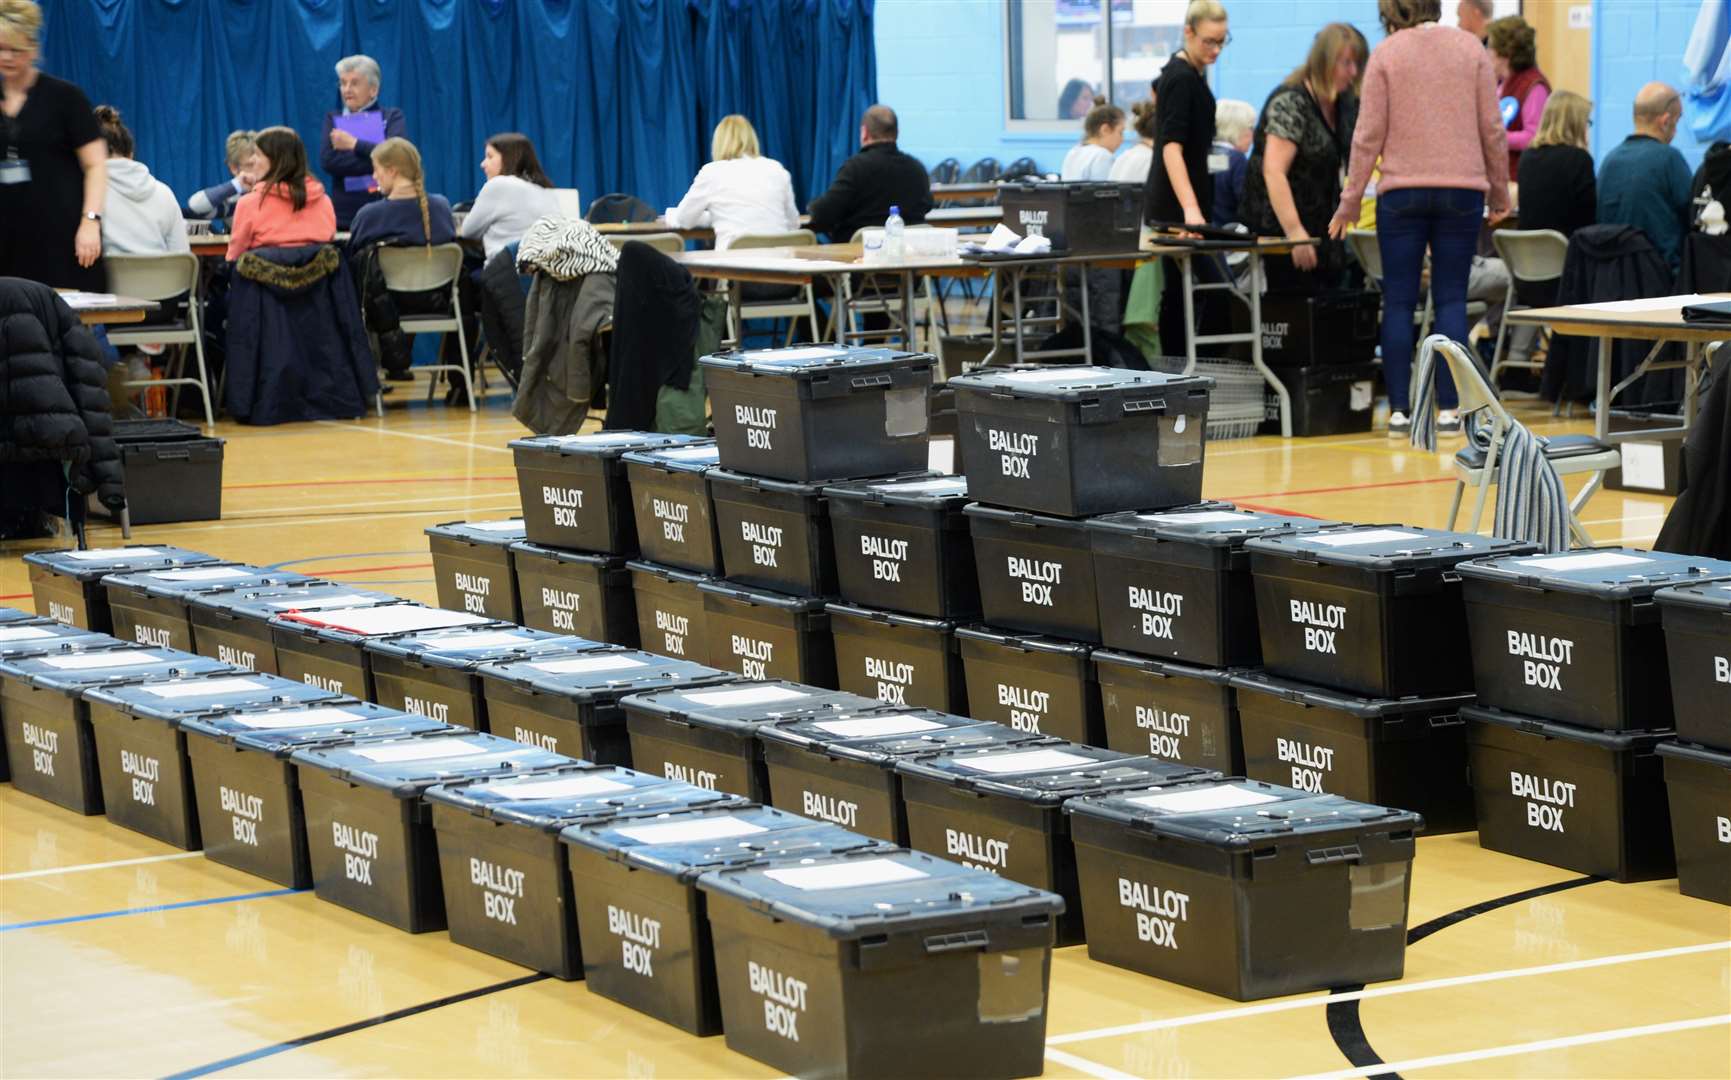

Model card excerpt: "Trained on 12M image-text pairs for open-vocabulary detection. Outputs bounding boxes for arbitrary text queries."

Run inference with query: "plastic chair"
[961,157,1001,184]
[103,253,215,426]
[376,243,476,412]
[1348,227,1488,374]
[1488,229,1567,386]
[1431,336,1618,547]
[929,157,961,185]
[727,230,823,345]
[604,232,684,255]
[998,156,1041,181]
[585,193,657,224]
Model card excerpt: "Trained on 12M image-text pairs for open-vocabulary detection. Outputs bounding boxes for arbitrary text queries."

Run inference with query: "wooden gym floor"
[2,384,1727,1079]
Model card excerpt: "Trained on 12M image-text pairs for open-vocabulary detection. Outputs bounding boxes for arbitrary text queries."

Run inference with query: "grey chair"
[103,252,215,426]
[604,232,684,255]
[1488,228,1568,387]
[728,229,823,345]
[376,243,476,411]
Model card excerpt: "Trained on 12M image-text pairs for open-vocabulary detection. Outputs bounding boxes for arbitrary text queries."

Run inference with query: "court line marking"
[0,851,201,882]
[1219,476,1457,502]
[1044,1047,1137,1079]
[1284,1014,1731,1080]
[223,493,519,517]
[315,420,513,454]
[264,551,428,568]
[1043,940,1730,1046]
[0,887,303,932]
[130,504,523,536]
[161,972,551,1080]
[227,475,516,490]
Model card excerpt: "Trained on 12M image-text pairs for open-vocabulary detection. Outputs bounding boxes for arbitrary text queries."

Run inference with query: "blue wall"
[880,0,1707,178]
[1593,0,1707,171]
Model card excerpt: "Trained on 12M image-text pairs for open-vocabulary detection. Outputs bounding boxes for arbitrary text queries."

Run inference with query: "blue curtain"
[41,0,874,212]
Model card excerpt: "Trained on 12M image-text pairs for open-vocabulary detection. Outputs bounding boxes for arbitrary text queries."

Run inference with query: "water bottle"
[884,204,905,261]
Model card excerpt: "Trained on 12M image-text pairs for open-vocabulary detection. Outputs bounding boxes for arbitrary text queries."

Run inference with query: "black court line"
[1324,874,1602,1079]
[160,972,550,1079]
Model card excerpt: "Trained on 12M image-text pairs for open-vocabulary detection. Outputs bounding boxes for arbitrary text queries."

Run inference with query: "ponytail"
[415,177,431,254]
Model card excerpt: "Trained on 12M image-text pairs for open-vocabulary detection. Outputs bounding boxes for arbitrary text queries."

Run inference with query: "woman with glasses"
[1329,0,1510,437]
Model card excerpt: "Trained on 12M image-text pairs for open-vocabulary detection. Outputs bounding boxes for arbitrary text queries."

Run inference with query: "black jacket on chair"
[225,245,380,425]
[479,243,530,387]
[1656,345,1731,558]
[1540,225,1681,406]
[606,241,699,432]
[807,141,932,243]
[0,276,125,511]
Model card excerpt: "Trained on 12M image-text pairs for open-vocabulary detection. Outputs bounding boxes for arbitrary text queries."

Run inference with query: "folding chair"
[842,225,943,357]
[104,252,215,426]
[1431,336,1618,547]
[929,157,961,185]
[728,229,823,345]
[1488,228,1567,387]
[604,232,684,255]
[1348,227,1488,397]
[552,188,583,219]
[376,243,476,412]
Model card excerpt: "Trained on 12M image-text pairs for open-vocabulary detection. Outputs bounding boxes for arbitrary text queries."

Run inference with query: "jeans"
[1376,186,1485,411]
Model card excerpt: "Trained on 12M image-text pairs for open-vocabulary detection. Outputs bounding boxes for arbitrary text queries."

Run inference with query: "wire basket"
[1206,402,1265,441]
[1194,358,1268,409]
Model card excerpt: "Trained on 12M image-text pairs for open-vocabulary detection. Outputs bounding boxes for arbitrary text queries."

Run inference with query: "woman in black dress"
[0,0,108,290]
[1239,22,1368,293]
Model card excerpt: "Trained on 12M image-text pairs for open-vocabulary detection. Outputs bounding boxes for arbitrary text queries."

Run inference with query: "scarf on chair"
[516,216,620,281]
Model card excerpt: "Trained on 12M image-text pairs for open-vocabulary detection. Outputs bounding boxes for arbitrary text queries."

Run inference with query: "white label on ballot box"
[1001,369,1093,384]
[683,685,809,708]
[764,857,929,891]
[1514,551,1651,572]
[143,677,271,699]
[267,594,372,611]
[957,748,1095,774]
[417,630,539,651]
[872,478,965,494]
[0,626,57,642]
[655,446,720,461]
[1128,785,1284,814]
[741,346,841,362]
[229,706,372,729]
[309,607,489,636]
[461,520,525,532]
[353,738,489,764]
[63,547,163,560]
[1617,441,1666,491]
[529,654,648,674]
[480,774,632,800]
[1136,510,1253,525]
[615,815,769,845]
[1305,529,1425,547]
[154,567,254,582]
[37,650,171,670]
[814,713,945,738]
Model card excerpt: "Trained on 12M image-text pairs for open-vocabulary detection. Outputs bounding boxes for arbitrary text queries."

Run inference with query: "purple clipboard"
[334,112,386,192]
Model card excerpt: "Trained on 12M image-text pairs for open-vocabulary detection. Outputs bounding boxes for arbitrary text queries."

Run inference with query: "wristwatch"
[83,212,101,223]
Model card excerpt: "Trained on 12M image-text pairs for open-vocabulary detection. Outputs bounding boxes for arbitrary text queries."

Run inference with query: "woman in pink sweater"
[224,127,336,261]
[1329,0,1510,434]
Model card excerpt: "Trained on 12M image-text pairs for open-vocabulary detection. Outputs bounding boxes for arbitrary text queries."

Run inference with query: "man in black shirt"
[808,105,932,243]
[1146,0,1228,229]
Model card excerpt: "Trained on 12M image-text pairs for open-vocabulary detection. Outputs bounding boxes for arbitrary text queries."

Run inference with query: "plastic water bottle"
[884,204,905,261]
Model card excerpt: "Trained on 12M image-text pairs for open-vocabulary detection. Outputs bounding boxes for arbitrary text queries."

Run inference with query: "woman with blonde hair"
[667,113,798,249]
[1517,90,1595,238]
[187,130,259,219]
[346,137,457,383]
[1240,22,1367,288]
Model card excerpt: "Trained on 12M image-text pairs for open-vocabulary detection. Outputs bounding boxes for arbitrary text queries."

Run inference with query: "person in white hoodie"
[95,105,190,256]
[667,115,799,249]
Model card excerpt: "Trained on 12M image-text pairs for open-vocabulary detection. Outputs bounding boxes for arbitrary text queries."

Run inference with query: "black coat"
[807,141,932,243]
[606,241,699,432]
[0,276,124,509]
[1656,346,1731,559]
[1540,225,1681,406]
[225,245,380,426]
[479,243,530,386]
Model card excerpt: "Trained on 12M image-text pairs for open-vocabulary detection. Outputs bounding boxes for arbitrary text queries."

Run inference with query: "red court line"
[227,476,516,490]
[1221,475,1455,501]
[317,563,434,576]
[0,593,31,601]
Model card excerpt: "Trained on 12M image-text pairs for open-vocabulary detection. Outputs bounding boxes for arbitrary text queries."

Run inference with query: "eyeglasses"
[1197,32,1231,49]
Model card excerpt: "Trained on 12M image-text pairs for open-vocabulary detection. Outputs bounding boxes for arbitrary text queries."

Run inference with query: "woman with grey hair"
[320,53,406,228]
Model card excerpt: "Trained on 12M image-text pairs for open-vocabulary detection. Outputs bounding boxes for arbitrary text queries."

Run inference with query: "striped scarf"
[515,216,619,281]
[1410,335,1570,553]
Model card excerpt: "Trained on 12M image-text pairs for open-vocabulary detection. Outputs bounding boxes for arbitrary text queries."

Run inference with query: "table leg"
[1181,255,1197,376]
[1683,341,1702,429]
[1595,332,1612,441]
[901,270,916,352]
[983,268,1004,366]
[1245,251,1291,437]
[1079,264,1093,363]
[830,273,849,344]
[1012,268,1027,365]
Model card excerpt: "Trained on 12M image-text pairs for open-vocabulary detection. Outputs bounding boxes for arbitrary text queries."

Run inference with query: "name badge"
[1207,152,1229,174]
[0,159,31,185]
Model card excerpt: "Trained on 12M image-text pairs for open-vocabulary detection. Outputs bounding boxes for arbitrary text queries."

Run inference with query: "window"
[1005,0,1186,131]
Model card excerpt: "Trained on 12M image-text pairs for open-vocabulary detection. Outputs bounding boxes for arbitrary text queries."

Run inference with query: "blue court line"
[263,551,425,571]
[0,887,303,932]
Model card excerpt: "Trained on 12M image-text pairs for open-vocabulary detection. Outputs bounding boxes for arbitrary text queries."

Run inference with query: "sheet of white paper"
[682,685,811,708]
[36,650,170,670]
[1571,293,1713,313]
[1304,529,1426,547]
[1515,551,1652,572]
[814,713,945,738]
[417,630,541,651]
[957,748,1096,774]
[60,291,121,307]
[557,432,658,445]
[227,706,373,729]
[614,816,770,845]
[461,520,525,532]
[742,346,842,362]
[0,626,57,642]
[266,594,371,611]
[353,738,489,764]
[143,677,271,699]
[528,654,648,674]
[154,567,255,582]
[1128,785,1285,813]
[763,858,929,891]
[1615,441,1667,492]
[299,606,489,636]
[63,547,162,560]
[483,774,633,800]
[1137,510,1255,524]
[873,477,966,494]
[654,446,720,461]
